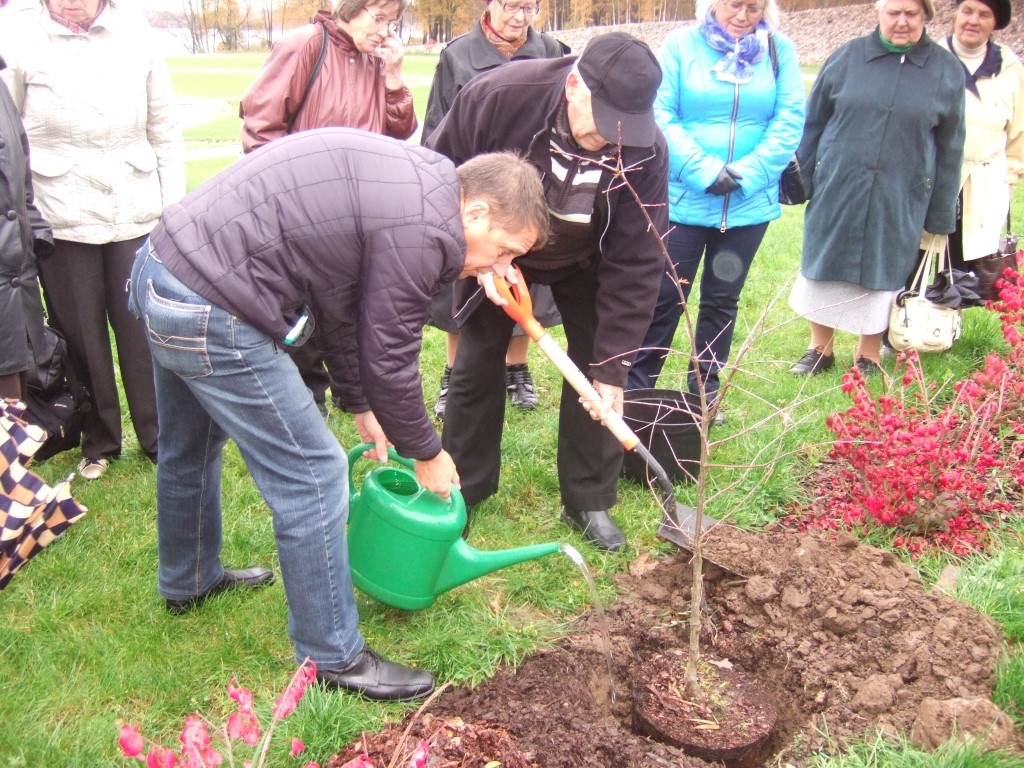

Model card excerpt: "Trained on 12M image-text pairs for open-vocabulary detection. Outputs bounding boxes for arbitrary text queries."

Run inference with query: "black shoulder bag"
[768,34,807,206]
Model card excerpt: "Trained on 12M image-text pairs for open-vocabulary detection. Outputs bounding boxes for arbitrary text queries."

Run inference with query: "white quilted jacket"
[0,2,184,244]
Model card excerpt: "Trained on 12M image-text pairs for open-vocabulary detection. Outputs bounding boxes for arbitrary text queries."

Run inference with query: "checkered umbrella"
[0,400,87,591]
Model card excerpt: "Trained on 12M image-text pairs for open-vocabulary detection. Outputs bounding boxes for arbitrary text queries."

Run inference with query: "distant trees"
[149,0,864,51]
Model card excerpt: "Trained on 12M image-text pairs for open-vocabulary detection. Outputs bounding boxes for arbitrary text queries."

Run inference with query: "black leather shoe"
[317,648,435,702]
[165,567,275,614]
[855,356,882,377]
[560,507,627,552]
[790,347,835,376]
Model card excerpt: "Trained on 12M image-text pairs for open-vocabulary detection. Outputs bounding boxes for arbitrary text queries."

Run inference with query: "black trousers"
[442,259,623,511]
[38,236,157,460]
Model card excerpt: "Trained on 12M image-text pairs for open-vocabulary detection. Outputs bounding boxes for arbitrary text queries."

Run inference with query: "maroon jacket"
[240,11,416,153]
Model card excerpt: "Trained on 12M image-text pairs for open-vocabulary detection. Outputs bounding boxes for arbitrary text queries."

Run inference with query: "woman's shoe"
[855,357,882,377]
[77,457,109,481]
[790,348,835,376]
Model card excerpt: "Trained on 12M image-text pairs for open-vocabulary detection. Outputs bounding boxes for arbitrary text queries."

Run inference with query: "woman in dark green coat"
[788,0,965,377]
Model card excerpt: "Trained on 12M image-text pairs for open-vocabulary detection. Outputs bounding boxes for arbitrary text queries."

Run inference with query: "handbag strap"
[910,234,948,294]
[768,33,779,79]
[287,22,330,134]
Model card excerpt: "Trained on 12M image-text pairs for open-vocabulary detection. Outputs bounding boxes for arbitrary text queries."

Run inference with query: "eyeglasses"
[361,7,400,32]
[499,2,540,16]
[722,0,764,17]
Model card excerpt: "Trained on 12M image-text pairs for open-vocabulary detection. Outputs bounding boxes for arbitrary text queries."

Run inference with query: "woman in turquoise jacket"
[628,0,804,423]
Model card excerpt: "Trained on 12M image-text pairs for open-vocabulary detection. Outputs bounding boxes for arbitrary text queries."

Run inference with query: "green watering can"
[346,444,561,610]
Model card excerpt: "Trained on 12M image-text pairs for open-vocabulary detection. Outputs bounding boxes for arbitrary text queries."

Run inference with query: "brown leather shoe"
[165,567,275,614]
[317,648,435,702]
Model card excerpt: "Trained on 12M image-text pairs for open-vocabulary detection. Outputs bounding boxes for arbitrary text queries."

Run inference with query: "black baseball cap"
[577,32,662,148]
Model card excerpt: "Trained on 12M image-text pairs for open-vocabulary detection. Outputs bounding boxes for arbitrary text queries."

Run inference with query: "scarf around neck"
[700,12,768,83]
[482,12,528,58]
[48,0,105,32]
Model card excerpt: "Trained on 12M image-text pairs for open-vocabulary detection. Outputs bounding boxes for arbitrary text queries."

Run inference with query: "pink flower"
[273,659,317,720]
[227,678,255,713]
[179,714,212,753]
[119,725,144,758]
[406,740,429,768]
[290,738,306,757]
[227,711,261,746]
[146,746,178,768]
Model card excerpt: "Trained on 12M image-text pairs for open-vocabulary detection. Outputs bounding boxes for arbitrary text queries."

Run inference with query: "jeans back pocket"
[143,280,213,379]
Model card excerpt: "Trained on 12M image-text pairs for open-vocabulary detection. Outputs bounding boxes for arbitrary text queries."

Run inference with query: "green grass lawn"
[0,53,1020,768]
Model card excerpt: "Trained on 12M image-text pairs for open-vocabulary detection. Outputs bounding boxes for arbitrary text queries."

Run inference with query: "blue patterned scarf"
[700,13,769,84]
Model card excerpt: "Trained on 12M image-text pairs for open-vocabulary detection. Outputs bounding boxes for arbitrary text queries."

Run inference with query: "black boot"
[560,507,626,552]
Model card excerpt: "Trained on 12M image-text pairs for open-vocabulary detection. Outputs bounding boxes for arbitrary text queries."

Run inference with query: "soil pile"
[328,526,1022,766]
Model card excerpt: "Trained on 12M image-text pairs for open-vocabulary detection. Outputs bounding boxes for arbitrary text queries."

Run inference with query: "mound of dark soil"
[329,526,1023,767]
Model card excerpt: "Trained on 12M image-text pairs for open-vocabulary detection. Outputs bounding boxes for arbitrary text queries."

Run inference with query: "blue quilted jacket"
[656,24,805,229]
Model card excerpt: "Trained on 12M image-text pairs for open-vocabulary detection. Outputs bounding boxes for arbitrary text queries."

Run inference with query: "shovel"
[490,268,717,551]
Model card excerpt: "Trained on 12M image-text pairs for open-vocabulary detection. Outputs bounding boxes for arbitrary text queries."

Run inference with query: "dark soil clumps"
[329,526,1021,766]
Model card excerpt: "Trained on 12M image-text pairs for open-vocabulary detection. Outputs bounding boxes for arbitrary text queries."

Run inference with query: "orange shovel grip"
[493,268,545,341]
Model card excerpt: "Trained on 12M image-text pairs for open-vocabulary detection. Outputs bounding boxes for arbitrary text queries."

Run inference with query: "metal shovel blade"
[629,441,718,549]
[657,501,716,550]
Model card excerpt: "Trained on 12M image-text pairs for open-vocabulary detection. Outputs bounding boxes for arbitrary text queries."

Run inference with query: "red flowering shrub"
[789,255,1024,557]
[118,659,318,768]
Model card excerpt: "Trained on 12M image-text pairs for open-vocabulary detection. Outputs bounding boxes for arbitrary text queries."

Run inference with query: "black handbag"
[23,271,68,395]
[973,213,1019,302]
[779,156,807,206]
[768,35,807,206]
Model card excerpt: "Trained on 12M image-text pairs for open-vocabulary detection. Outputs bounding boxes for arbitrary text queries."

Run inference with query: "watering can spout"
[435,539,562,596]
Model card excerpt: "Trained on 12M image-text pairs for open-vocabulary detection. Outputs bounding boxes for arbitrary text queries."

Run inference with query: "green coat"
[798,29,965,291]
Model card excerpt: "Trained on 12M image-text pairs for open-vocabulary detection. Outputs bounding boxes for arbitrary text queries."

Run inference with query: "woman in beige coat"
[2,0,184,479]
[940,0,1023,269]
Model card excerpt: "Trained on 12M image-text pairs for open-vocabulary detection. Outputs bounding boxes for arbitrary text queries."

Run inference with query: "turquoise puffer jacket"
[656,24,805,229]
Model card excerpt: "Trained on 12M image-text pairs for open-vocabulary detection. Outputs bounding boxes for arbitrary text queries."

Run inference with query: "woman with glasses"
[788,0,965,377]
[423,0,568,419]
[240,0,417,416]
[627,0,804,426]
[240,0,416,153]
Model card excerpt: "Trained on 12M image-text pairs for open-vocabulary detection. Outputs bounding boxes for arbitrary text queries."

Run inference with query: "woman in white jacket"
[2,0,184,479]
[940,0,1023,270]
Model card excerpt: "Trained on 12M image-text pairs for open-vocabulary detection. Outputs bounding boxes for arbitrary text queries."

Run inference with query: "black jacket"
[150,128,466,460]
[422,24,569,141]
[426,56,669,387]
[0,55,53,378]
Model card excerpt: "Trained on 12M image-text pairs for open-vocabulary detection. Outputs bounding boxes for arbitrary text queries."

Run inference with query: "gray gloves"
[705,166,743,196]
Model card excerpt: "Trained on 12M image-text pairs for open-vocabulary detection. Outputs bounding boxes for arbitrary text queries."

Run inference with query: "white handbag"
[888,235,962,353]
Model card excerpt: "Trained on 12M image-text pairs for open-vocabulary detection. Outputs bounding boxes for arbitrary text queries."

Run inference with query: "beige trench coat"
[941,39,1024,261]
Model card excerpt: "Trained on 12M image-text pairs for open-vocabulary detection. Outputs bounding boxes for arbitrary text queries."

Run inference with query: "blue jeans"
[129,242,364,667]
[628,222,768,398]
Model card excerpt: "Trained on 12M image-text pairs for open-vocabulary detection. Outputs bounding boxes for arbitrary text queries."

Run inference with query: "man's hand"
[354,410,390,461]
[479,264,519,307]
[579,379,623,423]
[414,450,460,499]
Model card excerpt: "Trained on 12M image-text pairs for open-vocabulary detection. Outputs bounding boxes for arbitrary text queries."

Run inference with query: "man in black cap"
[425,31,669,552]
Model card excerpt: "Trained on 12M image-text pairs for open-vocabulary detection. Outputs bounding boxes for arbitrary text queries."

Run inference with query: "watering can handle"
[347,443,415,495]
[346,443,459,503]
